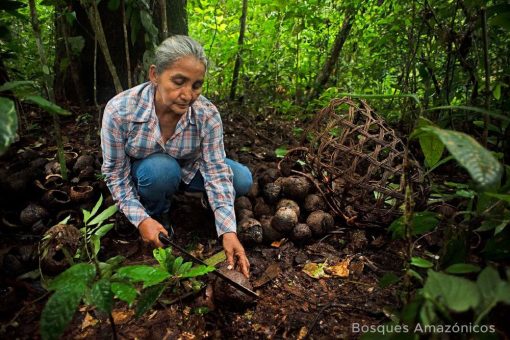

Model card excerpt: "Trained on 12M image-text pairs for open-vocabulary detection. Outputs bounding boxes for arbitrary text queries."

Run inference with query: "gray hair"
[154,35,208,74]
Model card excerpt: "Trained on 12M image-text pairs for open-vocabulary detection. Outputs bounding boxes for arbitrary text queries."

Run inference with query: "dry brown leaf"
[297,326,309,340]
[111,309,134,324]
[349,260,365,276]
[253,263,281,288]
[326,257,353,277]
[179,331,196,340]
[271,238,286,248]
[190,243,205,258]
[81,312,97,330]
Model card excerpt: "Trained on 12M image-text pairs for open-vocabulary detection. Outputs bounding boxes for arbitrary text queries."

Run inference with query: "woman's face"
[150,55,206,116]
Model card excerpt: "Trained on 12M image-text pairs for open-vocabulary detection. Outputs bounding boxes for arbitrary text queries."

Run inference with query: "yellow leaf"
[111,309,134,324]
[302,262,330,279]
[81,312,98,330]
[297,326,308,340]
[326,257,353,277]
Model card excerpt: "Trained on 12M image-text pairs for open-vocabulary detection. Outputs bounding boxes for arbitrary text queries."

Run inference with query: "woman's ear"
[149,65,158,84]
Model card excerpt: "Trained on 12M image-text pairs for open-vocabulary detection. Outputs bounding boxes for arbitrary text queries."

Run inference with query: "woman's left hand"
[222,232,250,278]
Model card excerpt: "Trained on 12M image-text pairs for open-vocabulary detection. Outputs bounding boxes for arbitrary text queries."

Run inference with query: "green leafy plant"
[412,121,503,190]
[375,117,510,336]
[114,246,215,317]
[80,194,118,260]
[40,197,215,340]
[405,267,510,328]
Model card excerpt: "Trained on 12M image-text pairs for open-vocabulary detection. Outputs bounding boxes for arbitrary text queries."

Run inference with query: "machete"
[158,232,259,299]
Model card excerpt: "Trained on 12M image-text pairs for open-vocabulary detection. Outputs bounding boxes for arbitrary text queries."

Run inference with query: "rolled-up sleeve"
[101,104,149,227]
[199,113,236,237]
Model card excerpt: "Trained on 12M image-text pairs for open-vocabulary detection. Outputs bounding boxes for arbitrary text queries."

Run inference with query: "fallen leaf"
[297,326,308,340]
[111,309,134,324]
[253,263,281,288]
[148,310,158,320]
[326,257,353,277]
[81,312,98,330]
[190,243,204,258]
[204,250,226,266]
[179,331,196,340]
[271,238,287,248]
[349,260,365,276]
[302,262,330,279]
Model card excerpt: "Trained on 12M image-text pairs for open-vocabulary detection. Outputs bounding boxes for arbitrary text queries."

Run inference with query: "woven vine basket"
[282,97,428,227]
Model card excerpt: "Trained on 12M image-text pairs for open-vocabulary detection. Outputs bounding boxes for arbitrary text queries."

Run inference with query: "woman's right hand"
[139,217,168,248]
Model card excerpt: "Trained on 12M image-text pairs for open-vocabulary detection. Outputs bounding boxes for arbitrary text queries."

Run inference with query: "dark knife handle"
[159,232,171,245]
[158,232,259,298]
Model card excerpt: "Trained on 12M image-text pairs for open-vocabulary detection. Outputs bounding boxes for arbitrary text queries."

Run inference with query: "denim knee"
[226,159,253,197]
[132,153,181,201]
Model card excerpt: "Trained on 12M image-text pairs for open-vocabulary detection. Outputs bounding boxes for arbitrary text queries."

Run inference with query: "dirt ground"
[0,103,405,339]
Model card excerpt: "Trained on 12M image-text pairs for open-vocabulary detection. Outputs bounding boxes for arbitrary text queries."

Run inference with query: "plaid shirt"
[101,82,236,237]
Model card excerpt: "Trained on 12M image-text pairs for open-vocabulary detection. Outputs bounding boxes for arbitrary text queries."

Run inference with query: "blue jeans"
[131,153,252,217]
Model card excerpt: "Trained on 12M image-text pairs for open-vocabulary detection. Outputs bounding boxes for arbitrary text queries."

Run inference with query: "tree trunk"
[54,1,146,105]
[307,10,355,101]
[80,0,123,94]
[167,0,188,36]
[159,0,168,39]
[229,0,248,100]
[121,0,132,88]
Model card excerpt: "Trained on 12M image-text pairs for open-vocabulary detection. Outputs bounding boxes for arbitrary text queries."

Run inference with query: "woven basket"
[282,98,428,227]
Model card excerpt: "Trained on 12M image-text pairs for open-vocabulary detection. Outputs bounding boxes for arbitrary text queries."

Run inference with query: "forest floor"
[0,102,405,339]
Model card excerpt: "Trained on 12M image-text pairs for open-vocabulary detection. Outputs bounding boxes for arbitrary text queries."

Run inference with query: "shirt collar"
[131,82,155,123]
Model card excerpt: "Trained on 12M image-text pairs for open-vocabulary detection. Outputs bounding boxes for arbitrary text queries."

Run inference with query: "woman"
[101,35,251,277]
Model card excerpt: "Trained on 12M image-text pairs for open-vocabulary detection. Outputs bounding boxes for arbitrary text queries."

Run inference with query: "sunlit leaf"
[203,250,226,267]
[410,257,433,268]
[275,146,288,158]
[88,205,117,227]
[412,126,503,190]
[88,195,103,221]
[493,83,501,100]
[416,117,444,168]
[0,97,17,156]
[24,95,71,116]
[325,257,352,277]
[111,282,137,305]
[302,262,330,279]
[116,265,170,288]
[180,265,215,278]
